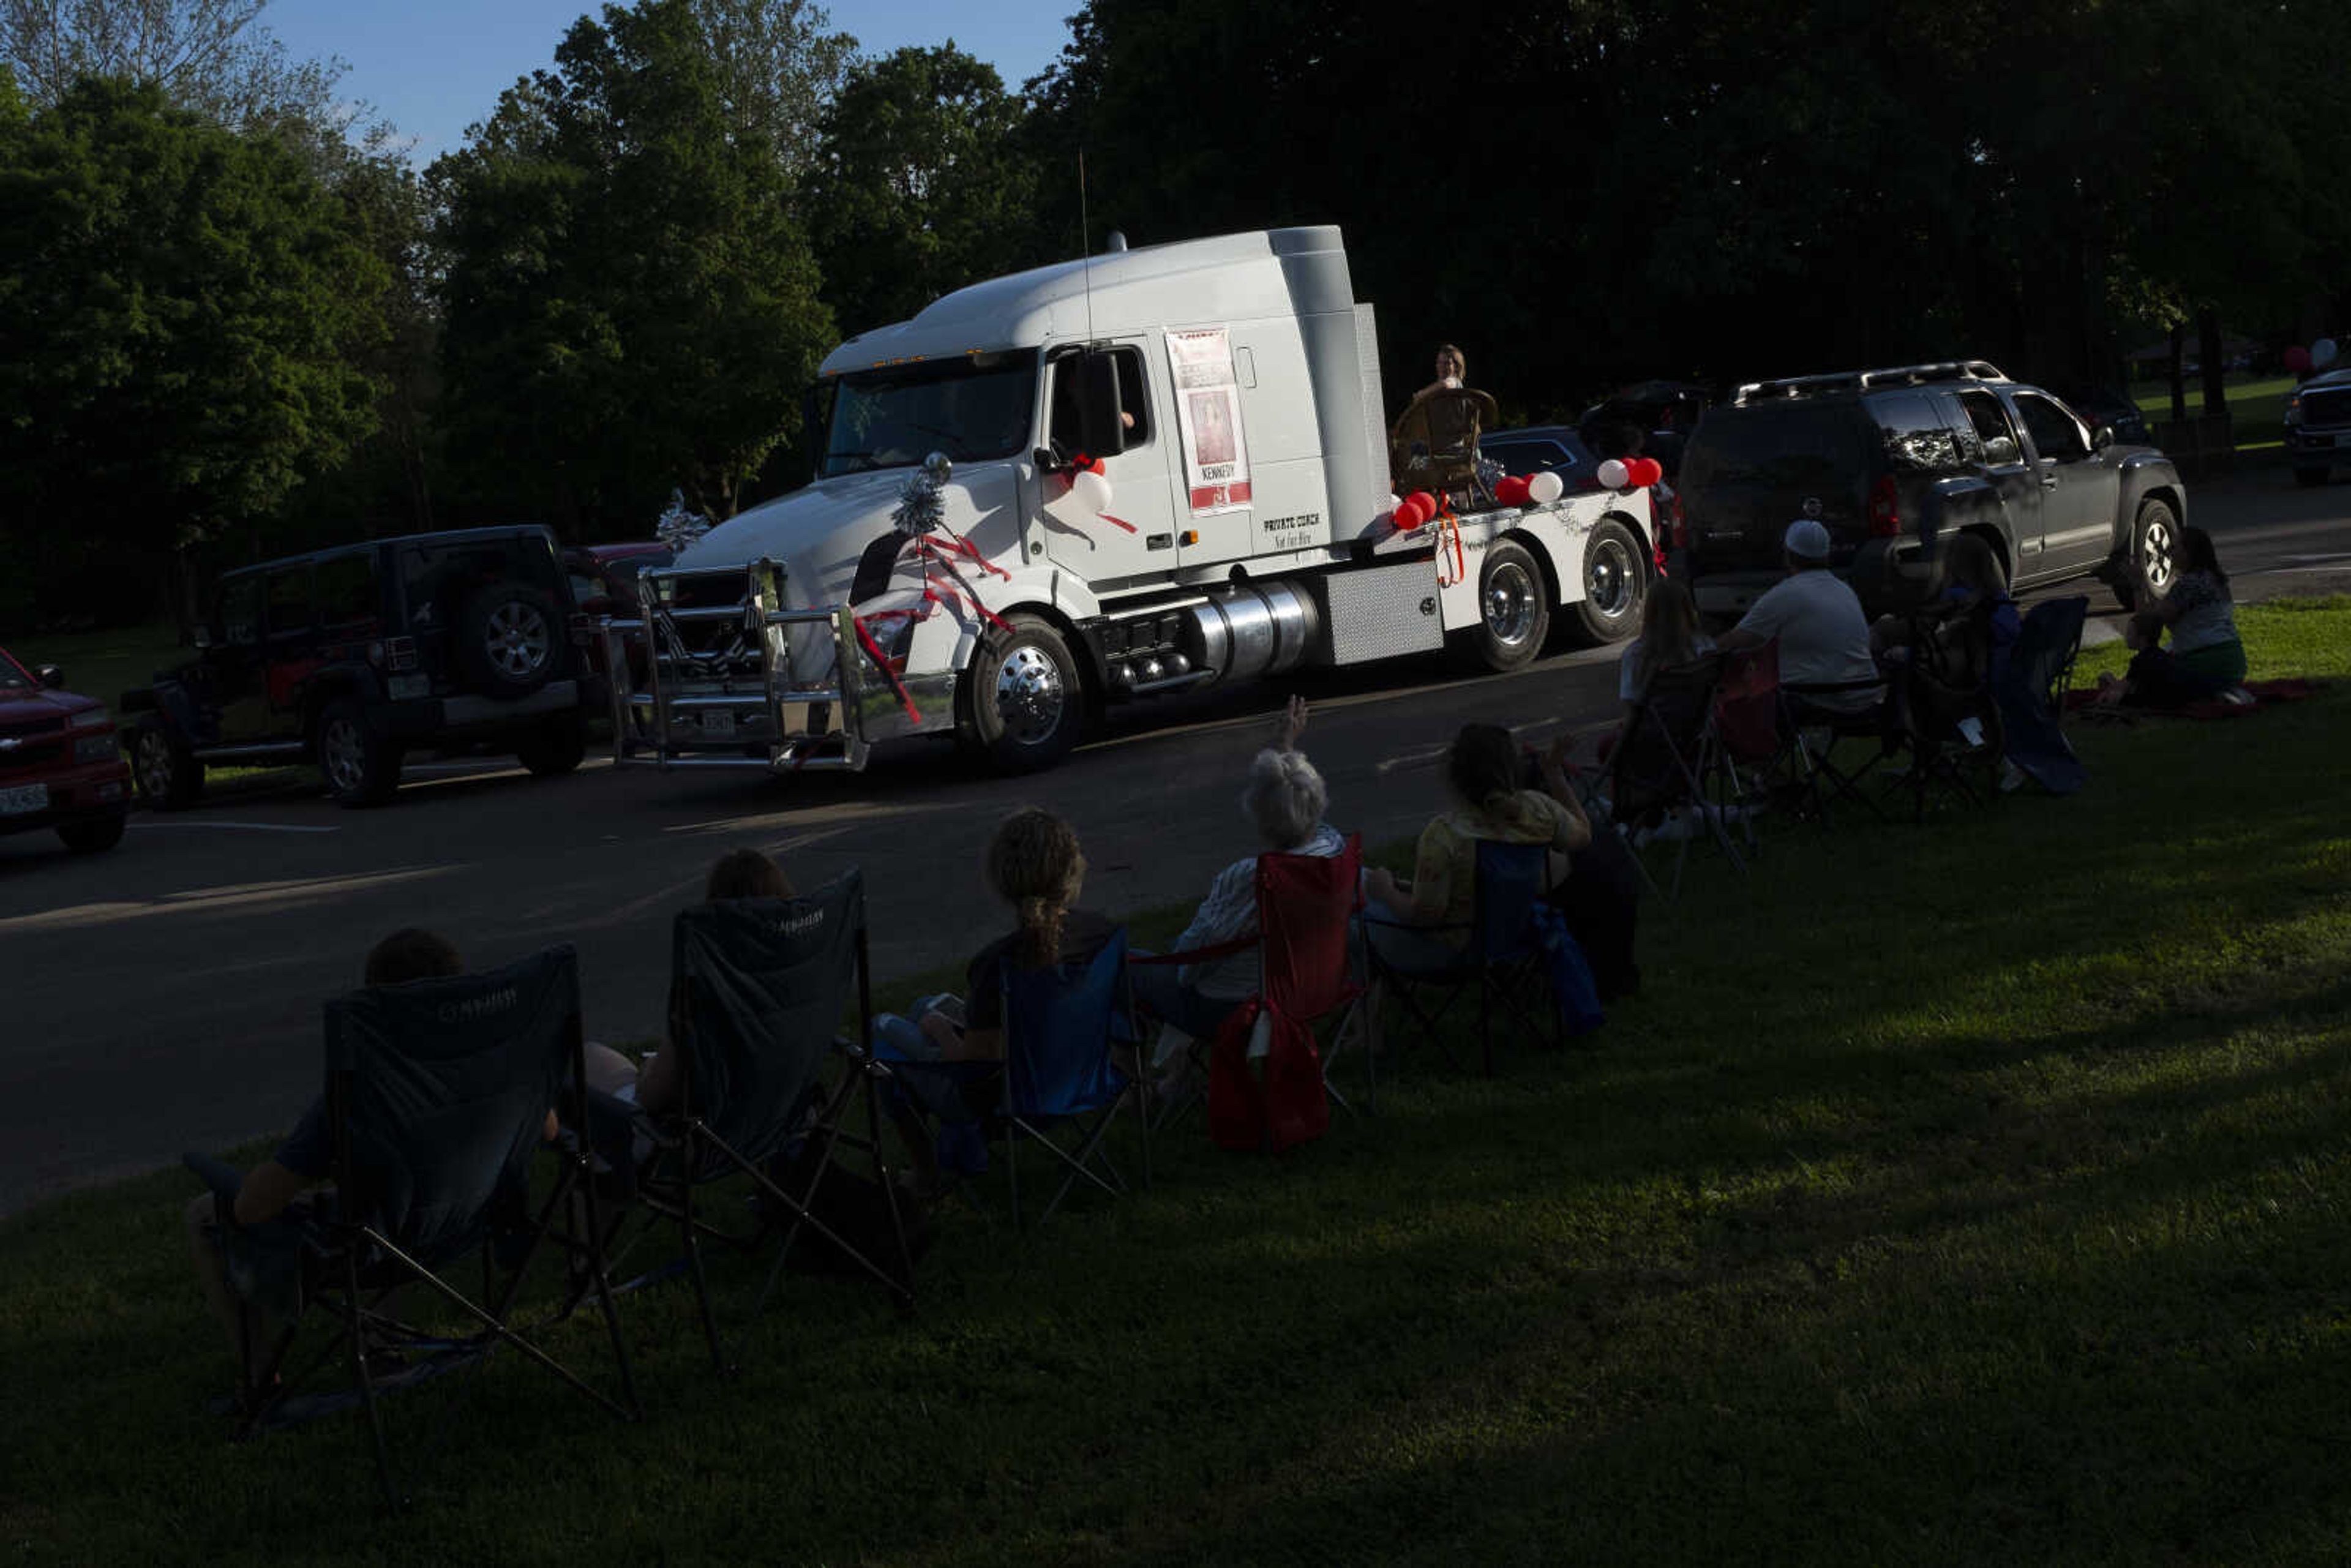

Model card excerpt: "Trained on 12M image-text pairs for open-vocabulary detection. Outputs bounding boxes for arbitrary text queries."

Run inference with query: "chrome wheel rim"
[2140,516,2176,596]
[487,602,550,678]
[134,731,173,798]
[321,719,366,793]
[1483,560,1539,648]
[994,644,1067,746]
[1588,537,1636,619]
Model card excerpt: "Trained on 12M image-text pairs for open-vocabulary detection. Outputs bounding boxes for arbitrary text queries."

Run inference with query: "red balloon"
[1408,490,1438,519]
[1391,495,1423,530]
[1494,475,1531,507]
[1630,457,1663,488]
[2285,345,2314,374]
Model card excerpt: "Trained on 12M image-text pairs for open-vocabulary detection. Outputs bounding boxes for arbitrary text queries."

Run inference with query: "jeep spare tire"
[459,582,560,699]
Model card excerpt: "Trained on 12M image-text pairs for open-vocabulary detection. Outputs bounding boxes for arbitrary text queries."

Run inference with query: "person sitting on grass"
[183,928,542,1370]
[580,847,794,1115]
[1128,696,1344,1063]
[871,808,1118,1194]
[1363,722,1592,973]
[2148,526,2246,687]
[2094,610,2230,711]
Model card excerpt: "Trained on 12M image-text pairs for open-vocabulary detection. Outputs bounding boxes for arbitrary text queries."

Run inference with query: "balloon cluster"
[1391,490,1441,530]
[1491,471,1566,507]
[1596,457,1664,490]
[2286,340,2339,376]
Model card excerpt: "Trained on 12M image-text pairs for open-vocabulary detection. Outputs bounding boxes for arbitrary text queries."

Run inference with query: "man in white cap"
[1715,518,1884,719]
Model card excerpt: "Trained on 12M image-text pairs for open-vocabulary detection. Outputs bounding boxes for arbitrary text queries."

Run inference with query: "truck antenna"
[1079,149,1096,344]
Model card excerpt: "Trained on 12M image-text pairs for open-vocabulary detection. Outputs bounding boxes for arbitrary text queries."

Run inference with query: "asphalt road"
[4,465,2347,1212]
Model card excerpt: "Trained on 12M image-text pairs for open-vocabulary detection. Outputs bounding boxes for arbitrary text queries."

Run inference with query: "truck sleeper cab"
[602,227,1655,776]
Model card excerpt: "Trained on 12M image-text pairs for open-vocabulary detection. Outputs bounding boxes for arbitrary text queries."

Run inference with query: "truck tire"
[1460,539,1551,673]
[58,812,127,854]
[515,713,587,776]
[458,582,560,699]
[2294,466,2329,489]
[1568,519,1647,645]
[959,613,1085,773]
[2115,497,2180,611]
[131,714,203,810]
[316,697,403,807]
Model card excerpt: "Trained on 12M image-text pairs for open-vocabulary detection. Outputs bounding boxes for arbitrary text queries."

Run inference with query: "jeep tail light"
[384,636,419,672]
[1868,475,1901,538]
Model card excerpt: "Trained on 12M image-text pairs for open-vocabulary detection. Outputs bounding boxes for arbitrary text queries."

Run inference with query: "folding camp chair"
[184,945,637,1510]
[1363,839,1557,1078]
[997,928,1150,1228]
[1136,836,1370,1122]
[1779,676,1897,824]
[1887,597,2003,822]
[1607,653,1744,900]
[596,871,917,1374]
[1708,639,1781,851]
[1995,595,2089,795]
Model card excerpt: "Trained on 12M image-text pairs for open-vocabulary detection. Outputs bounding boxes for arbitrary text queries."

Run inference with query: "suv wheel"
[58,812,127,854]
[514,714,587,777]
[2118,498,2180,610]
[958,613,1084,773]
[316,697,403,807]
[1457,539,1551,673]
[459,583,560,700]
[131,715,203,809]
[1569,519,1647,645]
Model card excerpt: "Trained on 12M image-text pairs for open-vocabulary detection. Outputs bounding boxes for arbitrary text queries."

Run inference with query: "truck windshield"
[823,351,1038,477]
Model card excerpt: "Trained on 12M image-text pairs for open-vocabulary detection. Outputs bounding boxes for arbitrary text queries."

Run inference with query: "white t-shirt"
[1734,569,1882,711]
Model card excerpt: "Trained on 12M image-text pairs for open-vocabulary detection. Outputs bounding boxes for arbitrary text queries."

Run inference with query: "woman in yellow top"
[1363,722,1591,970]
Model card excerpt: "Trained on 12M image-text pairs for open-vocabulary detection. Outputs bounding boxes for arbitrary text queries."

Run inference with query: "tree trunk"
[2197,307,2227,417]
[2168,327,2188,424]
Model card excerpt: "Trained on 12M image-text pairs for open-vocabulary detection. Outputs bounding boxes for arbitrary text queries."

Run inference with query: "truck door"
[2004,389,2119,577]
[1954,389,2041,574]
[1041,343,1174,583]
[260,564,321,743]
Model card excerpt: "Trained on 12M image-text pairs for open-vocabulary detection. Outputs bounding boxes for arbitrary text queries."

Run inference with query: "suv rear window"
[317,553,378,628]
[1874,390,1960,473]
[1682,404,1870,494]
[265,568,313,636]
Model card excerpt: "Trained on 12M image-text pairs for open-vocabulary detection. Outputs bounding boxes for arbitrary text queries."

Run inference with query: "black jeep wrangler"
[1681,361,2187,620]
[122,527,592,808]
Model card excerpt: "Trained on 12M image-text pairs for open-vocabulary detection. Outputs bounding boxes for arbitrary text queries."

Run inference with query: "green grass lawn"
[2132,373,2293,452]
[4,603,2348,1565]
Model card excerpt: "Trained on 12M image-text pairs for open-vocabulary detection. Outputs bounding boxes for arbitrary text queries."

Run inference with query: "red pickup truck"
[0,646,132,854]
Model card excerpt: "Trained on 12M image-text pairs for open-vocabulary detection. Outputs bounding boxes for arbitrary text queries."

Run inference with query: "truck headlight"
[69,706,112,730]
[75,732,119,763]
[2285,395,2303,426]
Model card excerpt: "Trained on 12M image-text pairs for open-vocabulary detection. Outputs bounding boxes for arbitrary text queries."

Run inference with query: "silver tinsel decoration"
[653,489,711,553]
[1474,454,1504,489]
[891,451,954,537]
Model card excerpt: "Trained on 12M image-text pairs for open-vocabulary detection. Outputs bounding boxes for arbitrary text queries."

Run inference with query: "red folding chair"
[1136,834,1370,1126]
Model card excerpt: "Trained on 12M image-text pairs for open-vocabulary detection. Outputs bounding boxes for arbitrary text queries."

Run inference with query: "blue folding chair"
[184,946,637,1510]
[999,928,1147,1228]
[1362,839,1559,1077]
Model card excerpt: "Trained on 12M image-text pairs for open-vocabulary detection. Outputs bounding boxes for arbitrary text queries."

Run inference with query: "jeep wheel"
[958,613,1084,773]
[514,714,587,777]
[458,583,560,700]
[1569,519,1647,645]
[131,715,203,809]
[58,812,127,854]
[2118,497,2180,610]
[2293,467,2329,489]
[317,698,403,807]
[1458,539,1550,673]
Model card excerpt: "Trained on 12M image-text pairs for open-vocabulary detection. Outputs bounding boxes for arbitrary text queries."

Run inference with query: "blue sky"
[264,0,1075,165]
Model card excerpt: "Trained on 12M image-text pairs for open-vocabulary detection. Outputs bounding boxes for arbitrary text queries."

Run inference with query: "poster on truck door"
[1166,327,1253,513]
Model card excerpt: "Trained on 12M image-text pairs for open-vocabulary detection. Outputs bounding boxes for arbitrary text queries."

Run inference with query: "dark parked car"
[1480,426,1600,489]
[2285,367,2351,487]
[1577,380,1714,478]
[2043,383,2152,448]
[122,526,594,809]
[1681,361,2187,620]
[0,647,130,853]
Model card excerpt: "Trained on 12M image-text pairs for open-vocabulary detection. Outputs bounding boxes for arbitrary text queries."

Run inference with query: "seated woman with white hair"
[1130,696,1344,1048]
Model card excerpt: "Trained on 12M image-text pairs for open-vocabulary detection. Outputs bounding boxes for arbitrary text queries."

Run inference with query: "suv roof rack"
[1734,359,2008,405]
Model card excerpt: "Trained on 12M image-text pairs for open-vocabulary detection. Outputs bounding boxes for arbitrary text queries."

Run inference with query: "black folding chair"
[1888,598,2002,821]
[1608,653,1745,900]
[1779,677,1897,823]
[1363,839,1557,1078]
[594,872,917,1373]
[184,945,637,1510]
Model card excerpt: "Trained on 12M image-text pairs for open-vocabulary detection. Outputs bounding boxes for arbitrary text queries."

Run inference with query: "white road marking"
[127,819,338,833]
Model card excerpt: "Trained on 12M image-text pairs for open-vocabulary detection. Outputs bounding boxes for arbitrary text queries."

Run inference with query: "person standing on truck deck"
[1714,519,1884,722]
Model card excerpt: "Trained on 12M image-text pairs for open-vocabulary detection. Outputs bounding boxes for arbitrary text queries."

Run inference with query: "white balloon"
[1527,470,1565,505]
[1070,468,1114,514]
[2315,337,2341,369]
[1595,459,1629,490]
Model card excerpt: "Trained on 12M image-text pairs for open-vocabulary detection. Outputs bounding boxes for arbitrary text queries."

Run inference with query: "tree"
[0,0,348,131]
[432,0,833,533]
[0,77,389,628]
[804,43,1043,337]
[693,0,853,178]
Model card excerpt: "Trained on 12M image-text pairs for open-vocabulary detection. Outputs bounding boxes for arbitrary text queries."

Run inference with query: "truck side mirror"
[1076,350,1127,459]
[2091,424,2115,452]
[36,664,65,689]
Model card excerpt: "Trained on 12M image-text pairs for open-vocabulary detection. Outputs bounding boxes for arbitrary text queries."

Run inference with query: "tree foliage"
[805,43,1044,338]
[0,77,388,623]
[431,0,833,533]
[1,0,352,133]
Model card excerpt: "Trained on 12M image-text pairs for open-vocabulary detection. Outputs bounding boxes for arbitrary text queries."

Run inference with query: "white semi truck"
[602,225,1657,774]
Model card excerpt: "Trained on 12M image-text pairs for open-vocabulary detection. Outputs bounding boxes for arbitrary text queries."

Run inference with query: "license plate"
[700,710,736,739]
[0,782,47,816]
